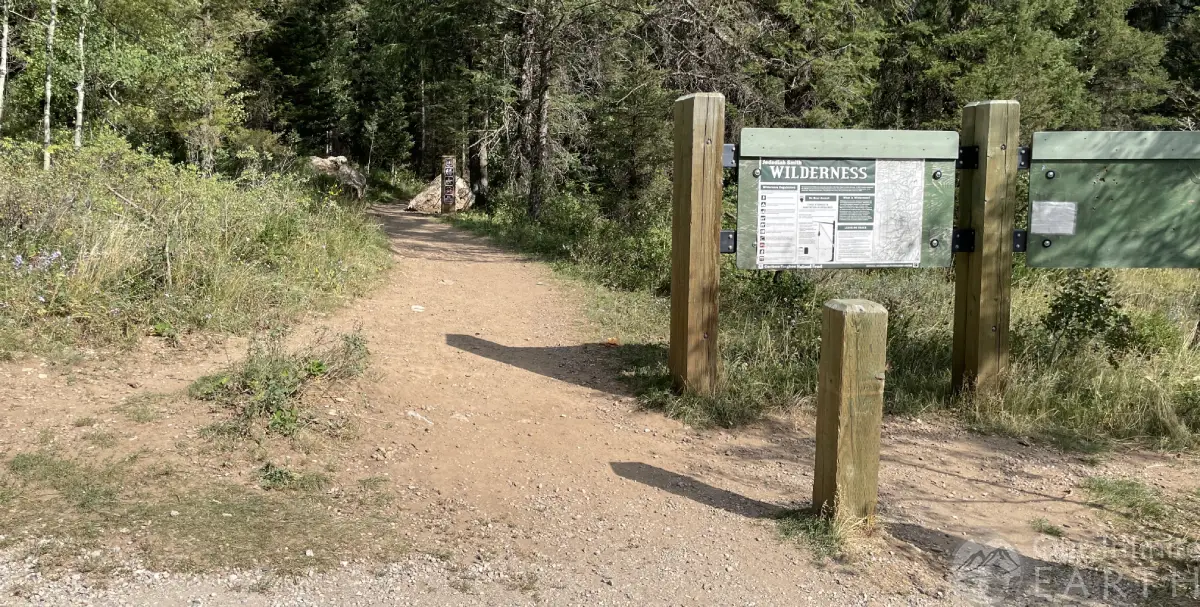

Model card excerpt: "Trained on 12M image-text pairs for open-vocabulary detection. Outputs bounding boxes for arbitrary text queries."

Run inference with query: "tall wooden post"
[669,93,725,395]
[812,300,888,524]
[441,156,457,214]
[952,101,1020,394]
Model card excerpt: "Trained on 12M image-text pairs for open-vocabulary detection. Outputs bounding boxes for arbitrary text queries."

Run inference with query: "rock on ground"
[405,177,473,214]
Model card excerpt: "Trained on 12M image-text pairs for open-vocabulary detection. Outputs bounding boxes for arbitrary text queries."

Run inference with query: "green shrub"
[0,134,389,356]
[190,330,369,435]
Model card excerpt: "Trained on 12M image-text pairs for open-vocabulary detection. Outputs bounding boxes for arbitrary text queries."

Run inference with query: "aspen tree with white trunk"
[74,0,88,150]
[0,0,9,133]
[43,0,58,170]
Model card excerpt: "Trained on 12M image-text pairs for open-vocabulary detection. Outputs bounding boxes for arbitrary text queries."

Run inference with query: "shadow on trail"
[446,334,668,396]
[888,522,1194,605]
[609,462,783,519]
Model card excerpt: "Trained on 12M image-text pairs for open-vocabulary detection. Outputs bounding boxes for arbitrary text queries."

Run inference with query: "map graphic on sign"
[754,158,925,269]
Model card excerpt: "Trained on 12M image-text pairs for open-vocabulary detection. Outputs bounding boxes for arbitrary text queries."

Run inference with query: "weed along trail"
[3,208,1200,605]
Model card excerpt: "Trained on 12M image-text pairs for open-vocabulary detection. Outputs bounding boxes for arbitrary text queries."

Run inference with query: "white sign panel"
[755,158,926,269]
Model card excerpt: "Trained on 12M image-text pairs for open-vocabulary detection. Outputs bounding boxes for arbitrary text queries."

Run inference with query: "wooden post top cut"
[824,299,888,315]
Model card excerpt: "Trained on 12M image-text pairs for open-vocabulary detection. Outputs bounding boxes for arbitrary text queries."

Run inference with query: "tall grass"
[453,189,1200,448]
[0,135,390,357]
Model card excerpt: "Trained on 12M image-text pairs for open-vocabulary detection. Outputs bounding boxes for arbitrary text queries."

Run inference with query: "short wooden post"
[669,93,725,395]
[812,299,888,524]
[441,156,457,214]
[951,101,1021,394]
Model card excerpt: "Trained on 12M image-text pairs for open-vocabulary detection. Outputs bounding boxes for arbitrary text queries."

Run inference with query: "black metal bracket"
[952,228,976,253]
[1013,229,1028,252]
[1017,146,1031,171]
[720,230,737,254]
[956,146,979,170]
[722,144,738,169]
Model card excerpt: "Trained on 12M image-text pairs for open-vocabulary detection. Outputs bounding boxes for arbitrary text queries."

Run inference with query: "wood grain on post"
[812,299,888,524]
[668,93,725,395]
[951,101,1021,393]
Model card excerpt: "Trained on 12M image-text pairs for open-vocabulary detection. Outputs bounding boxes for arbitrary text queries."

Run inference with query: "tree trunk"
[199,9,214,176]
[419,65,427,174]
[43,0,58,171]
[514,4,539,194]
[73,0,86,150]
[469,111,490,211]
[526,42,552,220]
[0,0,10,133]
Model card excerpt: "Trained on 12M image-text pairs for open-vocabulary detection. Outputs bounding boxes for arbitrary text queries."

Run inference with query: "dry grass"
[0,134,390,359]
[0,443,405,576]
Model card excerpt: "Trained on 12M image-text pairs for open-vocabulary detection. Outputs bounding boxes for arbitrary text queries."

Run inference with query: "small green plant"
[268,407,301,436]
[72,417,98,428]
[189,330,368,436]
[151,320,180,346]
[258,463,330,491]
[775,508,849,563]
[0,476,19,504]
[82,430,119,448]
[305,359,328,377]
[1082,477,1168,521]
[1030,518,1064,537]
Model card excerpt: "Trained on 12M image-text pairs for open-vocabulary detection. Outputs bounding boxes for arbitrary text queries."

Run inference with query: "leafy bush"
[0,134,390,357]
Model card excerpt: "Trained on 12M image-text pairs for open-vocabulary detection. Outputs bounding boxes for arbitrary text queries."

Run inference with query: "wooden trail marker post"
[441,156,457,214]
[812,300,888,523]
[668,93,725,395]
[951,101,1021,393]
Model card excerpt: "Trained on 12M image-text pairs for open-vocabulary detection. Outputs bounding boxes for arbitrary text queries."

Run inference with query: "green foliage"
[1030,517,1065,537]
[257,462,330,492]
[189,330,369,436]
[775,508,850,563]
[1039,270,1133,362]
[7,451,123,511]
[0,135,390,356]
[1082,477,1168,521]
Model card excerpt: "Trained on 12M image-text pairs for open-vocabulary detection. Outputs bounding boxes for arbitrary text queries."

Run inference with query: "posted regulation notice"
[755,158,926,269]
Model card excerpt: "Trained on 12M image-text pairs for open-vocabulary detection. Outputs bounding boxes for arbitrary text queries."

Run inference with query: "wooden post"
[669,93,725,395]
[441,156,457,214]
[951,101,1021,394]
[812,299,888,524]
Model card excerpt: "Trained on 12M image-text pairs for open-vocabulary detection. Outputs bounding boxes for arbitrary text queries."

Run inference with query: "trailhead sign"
[754,158,926,268]
[735,128,958,270]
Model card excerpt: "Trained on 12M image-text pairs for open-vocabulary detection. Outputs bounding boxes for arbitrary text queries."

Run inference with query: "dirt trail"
[3,209,1198,605]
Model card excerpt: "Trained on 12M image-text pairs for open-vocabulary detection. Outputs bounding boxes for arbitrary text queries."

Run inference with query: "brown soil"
[1,209,1198,606]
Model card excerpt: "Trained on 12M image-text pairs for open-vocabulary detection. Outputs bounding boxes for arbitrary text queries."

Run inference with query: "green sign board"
[1027,131,1200,268]
[736,129,959,270]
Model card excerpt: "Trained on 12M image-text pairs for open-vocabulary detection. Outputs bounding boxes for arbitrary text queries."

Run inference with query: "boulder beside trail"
[309,156,368,199]
[405,177,474,214]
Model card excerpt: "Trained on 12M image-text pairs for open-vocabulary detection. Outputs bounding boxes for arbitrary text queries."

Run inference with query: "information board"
[754,158,927,268]
[736,129,958,270]
[1027,131,1200,268]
